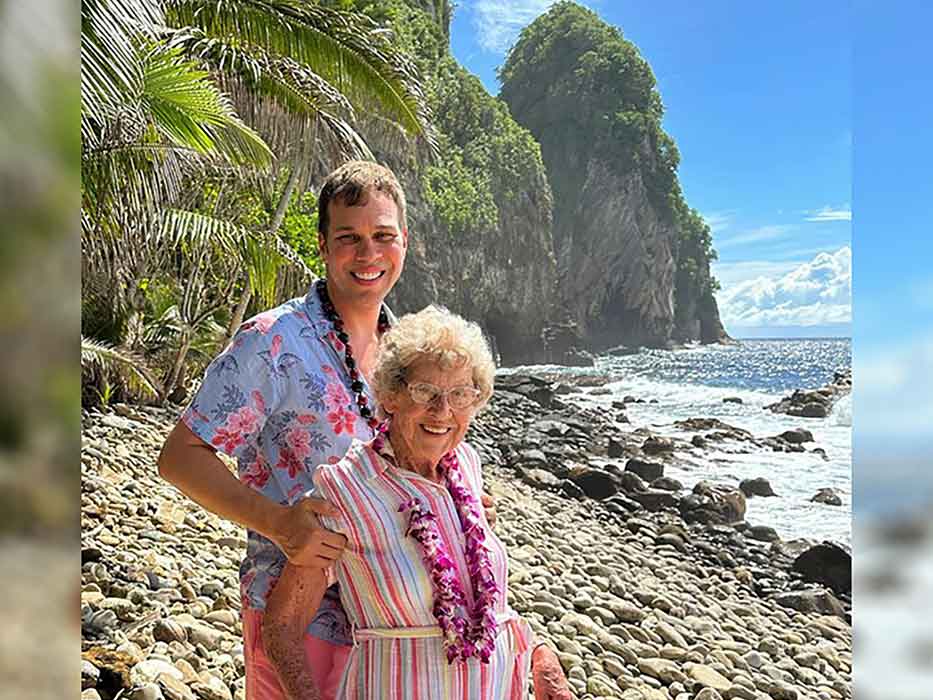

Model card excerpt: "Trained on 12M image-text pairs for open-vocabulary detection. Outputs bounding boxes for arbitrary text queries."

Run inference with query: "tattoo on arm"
[262,564,329,700]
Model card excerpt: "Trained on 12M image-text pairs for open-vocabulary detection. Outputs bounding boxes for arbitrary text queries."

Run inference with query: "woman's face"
[382,357,478,470]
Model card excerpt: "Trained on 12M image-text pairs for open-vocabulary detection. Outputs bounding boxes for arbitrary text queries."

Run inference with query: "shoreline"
[80,371,852,700]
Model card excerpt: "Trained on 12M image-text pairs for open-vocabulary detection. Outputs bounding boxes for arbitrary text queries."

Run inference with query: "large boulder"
[792,542,851,594]
[772,589,846,618]
[571,468,619,500]
[680,481,746,525]
[740,477,777,498]
[625,458,664,482]
[811,488,842,506]
[642,436,676,455]
[495,374,554,408]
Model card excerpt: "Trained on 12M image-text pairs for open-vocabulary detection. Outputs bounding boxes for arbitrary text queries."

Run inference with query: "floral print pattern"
[182,290,390,644]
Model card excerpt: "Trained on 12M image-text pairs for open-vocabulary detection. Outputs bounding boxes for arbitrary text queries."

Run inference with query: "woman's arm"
[532,641,573,700]
[262,563,330,700]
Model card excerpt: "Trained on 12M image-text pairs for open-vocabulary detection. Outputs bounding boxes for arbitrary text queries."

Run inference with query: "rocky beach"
[81,370,851,700]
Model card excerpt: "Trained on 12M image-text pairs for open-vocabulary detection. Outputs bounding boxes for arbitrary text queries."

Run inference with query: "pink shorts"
[242,607,351,700]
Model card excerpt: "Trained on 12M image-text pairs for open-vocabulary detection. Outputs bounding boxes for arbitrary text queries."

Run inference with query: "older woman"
[262,306,571,700]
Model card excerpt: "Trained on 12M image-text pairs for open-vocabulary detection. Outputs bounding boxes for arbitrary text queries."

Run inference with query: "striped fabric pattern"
[313,439,534,699]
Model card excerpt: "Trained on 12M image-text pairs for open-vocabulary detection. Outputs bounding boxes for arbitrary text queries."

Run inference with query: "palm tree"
[81,0,435,404]
[162,0,437,339]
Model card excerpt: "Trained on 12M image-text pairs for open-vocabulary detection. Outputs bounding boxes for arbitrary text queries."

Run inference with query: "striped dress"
[313,438,534,699]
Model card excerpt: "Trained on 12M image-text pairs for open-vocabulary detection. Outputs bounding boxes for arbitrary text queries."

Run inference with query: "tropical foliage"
[81,0,433,406]
[498,1,720,322]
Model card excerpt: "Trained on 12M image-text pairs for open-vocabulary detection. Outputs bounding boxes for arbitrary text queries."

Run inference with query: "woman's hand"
[532,644,573,700]
[481,492,497,528]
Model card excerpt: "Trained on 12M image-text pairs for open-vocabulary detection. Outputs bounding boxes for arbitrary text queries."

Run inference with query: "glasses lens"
[409,383,439,404]
[448,387,474,409]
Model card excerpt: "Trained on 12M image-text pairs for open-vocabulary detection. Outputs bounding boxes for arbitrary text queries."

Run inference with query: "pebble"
[80,385,852,700]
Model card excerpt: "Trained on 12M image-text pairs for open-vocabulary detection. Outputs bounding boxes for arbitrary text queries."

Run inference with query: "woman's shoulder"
[453,440,484,486]
[313,438,379,489]
[455,440,481,466]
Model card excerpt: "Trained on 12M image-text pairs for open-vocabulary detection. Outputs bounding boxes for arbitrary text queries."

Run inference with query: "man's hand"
[532,645,573,700]
[270,497,347,568]
[481,492,497,529]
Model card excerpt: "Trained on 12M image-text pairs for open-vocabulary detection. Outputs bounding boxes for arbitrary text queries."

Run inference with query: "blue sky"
[449,0,852,337]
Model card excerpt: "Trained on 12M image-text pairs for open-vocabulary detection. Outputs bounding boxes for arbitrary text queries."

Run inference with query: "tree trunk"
[164,333,193,402]
[226,286,252,341]
[224,164,302,343]
[270,164,301,235]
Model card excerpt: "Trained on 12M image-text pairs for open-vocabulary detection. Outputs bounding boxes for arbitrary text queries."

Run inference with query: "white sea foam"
[499,340,852,544]
[830,393,852,427]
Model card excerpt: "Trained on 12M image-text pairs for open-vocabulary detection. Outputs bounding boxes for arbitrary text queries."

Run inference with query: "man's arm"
[262,563,330,700]
[158,421,347,567]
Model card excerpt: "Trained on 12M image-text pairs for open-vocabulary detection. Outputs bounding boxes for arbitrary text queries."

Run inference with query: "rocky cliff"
[499,2,728,351]
[383,58,558,365]
[325,0,558,365]
[334,0,726,362]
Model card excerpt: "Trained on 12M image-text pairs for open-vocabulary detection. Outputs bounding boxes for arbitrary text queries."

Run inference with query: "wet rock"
[779,428,814,444]
[681,482,747,525]
[651,476,683,492]
[608,437,626,458]
[631,489,678,512]
[643,436,676,455]
[571,468,619,500]
[620,470,648,493]
[739,478,776,498]
[811,488,842,506]
[747,525,780,542]
[792,542,851,594]
[559,479,586,500]
[723,397,743,404]
[626,458,664,482]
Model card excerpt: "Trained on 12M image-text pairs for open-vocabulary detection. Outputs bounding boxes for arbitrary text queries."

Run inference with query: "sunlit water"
[501,339,852,545]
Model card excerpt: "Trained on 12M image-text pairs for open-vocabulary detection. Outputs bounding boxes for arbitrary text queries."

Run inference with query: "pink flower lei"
[372,423,499,664]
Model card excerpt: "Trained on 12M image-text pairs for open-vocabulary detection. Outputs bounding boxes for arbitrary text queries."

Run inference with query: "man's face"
[319,190,407,313]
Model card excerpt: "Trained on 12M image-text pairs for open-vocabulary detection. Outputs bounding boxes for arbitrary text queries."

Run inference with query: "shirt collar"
[301,282,397,341]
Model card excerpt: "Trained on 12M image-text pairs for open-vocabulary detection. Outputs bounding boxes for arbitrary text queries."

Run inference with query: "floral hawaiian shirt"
[182,286,391,645]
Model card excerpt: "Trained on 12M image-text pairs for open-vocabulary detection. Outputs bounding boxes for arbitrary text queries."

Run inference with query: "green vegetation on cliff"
[499,2,676,211]
[499,1,721,340]
[328,0,550,241]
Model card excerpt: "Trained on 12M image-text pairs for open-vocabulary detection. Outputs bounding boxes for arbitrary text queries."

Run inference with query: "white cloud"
[711,260,800,288]
[469,0,565,53]
[716,246,851,327]
[715,224,794,250]
[700,210,735,235]
[804,205,852,222]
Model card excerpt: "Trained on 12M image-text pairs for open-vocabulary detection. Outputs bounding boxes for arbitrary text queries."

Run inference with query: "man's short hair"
[317,160,407,239]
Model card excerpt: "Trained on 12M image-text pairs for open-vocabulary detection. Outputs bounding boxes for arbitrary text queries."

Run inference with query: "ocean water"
[501,339,852,545]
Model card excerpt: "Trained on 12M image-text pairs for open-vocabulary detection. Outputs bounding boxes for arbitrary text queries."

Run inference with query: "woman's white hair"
[372,305,495,410]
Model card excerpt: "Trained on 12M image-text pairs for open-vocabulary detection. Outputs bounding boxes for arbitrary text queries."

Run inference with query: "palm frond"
[168,27,374,161]
[81,0,163,140]
[164,0,436,151]
[160,208,315,281]
[81,335,162,398]
[142,45,273,168]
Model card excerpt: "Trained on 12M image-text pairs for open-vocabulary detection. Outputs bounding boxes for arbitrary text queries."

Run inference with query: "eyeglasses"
[404,381,481,410]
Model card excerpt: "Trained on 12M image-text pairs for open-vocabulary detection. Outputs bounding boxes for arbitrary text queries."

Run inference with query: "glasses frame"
[402,380,482,410]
